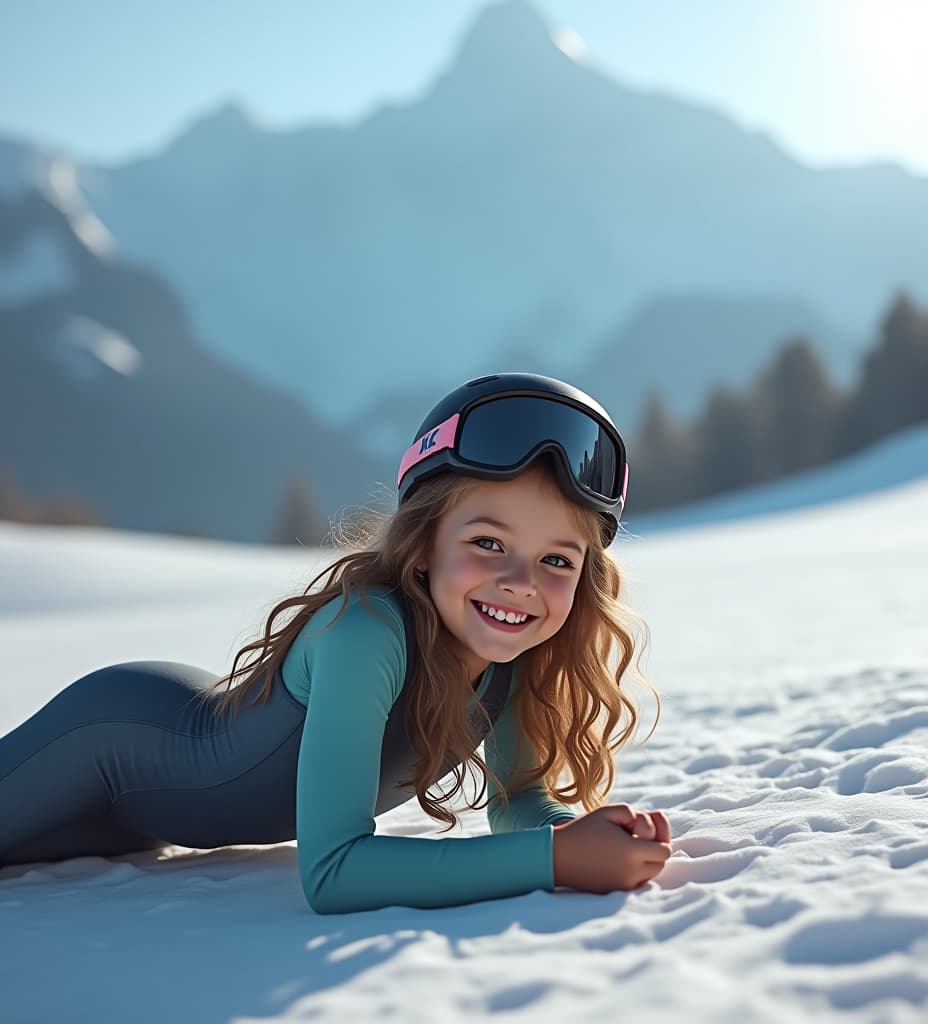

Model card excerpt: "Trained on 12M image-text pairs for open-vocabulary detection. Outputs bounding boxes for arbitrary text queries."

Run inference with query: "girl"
[0,372,672,913]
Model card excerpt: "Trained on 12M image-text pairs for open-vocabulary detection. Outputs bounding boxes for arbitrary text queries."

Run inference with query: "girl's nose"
[498,559,537,595]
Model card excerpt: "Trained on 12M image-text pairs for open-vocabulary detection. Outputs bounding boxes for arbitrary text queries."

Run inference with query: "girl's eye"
[472,538,574,570]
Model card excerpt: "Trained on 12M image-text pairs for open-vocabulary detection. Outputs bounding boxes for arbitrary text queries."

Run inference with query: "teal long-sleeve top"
[280,584,576,914]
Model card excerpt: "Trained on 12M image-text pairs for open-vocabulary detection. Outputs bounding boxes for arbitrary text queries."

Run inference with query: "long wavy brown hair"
[201,458,659,830]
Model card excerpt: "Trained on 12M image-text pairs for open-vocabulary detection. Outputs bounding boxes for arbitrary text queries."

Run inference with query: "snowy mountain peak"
[0,144,111,257]
[172,100,263,152]
[450,0,566,77]
[39,156,114,256]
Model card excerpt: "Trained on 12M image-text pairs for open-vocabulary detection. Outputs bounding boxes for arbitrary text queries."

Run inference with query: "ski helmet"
[397,372,628,546]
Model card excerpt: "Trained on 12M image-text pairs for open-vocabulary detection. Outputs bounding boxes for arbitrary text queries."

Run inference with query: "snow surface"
[53,314,143,380]
[1,439,927,1023]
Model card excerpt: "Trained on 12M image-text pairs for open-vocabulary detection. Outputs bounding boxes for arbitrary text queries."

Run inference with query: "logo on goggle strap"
[418,428,440,455]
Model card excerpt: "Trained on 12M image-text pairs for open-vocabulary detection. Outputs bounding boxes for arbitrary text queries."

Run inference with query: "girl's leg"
[1,661,306,866]
[3,818,163,865]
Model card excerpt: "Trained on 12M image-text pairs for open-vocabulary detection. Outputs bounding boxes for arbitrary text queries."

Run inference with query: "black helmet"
[396,372,628,546]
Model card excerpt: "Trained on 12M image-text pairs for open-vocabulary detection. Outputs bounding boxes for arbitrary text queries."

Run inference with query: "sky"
[1,0,927,175]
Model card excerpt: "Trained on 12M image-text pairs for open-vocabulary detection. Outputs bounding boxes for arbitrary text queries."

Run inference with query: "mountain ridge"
[2,0,926,434]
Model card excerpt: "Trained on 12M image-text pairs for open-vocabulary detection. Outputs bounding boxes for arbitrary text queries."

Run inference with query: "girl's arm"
[289,594,562,914]
[483,668,577,833]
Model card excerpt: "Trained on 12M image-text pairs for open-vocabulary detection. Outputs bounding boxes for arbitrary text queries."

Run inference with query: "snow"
[2,435,927,1023]
[51,315,144,381]
[42,156,114,256]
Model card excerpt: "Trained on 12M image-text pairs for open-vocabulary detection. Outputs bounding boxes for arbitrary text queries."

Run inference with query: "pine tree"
[630,392,696,510]
[695,387,763,498]
[834,292,928,456]
[752,336,837,478]
[271,476,327,546]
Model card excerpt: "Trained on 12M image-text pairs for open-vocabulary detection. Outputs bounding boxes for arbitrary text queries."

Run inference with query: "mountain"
[1,0,916,429]
[572,293,854,431]
[3,0,927,452]
[0,182,387,542]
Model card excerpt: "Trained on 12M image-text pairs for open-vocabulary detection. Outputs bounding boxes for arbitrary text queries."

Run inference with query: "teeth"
[479,603,528,624]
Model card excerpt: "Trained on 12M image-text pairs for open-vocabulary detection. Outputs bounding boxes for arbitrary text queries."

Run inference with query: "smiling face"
[419,468,590,682]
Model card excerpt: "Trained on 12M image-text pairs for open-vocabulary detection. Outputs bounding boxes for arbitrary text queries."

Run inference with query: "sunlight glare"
[550,27,588,64]
[846,0,928,95]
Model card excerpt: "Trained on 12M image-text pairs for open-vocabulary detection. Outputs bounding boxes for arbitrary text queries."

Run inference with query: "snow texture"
[1,436,926,1023]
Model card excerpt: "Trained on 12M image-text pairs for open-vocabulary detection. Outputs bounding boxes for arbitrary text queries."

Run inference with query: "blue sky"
[2,0,927,174]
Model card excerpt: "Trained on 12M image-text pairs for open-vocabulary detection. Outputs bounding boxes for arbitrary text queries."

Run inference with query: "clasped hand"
[552,803,673,893]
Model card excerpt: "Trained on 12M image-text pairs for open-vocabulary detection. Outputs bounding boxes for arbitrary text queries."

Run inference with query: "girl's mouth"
[471,600,537,633]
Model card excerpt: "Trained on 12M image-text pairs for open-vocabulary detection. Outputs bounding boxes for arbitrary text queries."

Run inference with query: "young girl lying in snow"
[0,372,672,912]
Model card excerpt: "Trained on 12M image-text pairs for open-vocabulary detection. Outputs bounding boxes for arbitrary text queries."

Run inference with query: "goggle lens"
[456,396,623,501]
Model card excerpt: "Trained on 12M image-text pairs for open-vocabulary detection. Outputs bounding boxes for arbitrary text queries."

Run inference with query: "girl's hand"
[552,804,673,893]
[618,808,672,845]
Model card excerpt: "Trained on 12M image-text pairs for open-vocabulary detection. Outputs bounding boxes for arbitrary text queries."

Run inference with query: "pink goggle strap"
[397,413,461,487]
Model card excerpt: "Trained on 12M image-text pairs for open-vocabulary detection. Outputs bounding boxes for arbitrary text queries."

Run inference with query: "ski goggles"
[397,394,628,520]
